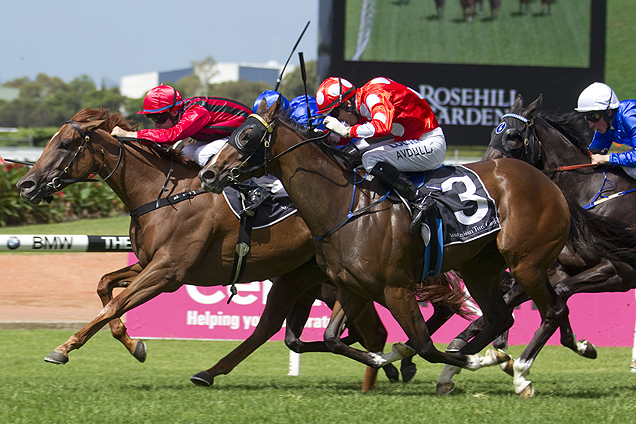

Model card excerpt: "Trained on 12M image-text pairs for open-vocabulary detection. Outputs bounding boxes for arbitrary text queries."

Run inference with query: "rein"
[228,115,328,180]
[499,115,636,209]
[52,122,206,216]
[229,115,390,239]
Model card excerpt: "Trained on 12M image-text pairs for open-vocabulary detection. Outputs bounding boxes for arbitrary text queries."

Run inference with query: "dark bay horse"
[15,108,407,392]
[198,101,593,398]
[480,94,636,366]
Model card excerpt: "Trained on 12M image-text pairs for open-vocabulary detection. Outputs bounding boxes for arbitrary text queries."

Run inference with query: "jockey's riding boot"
[409,193,435,235]
[369,162,435,234]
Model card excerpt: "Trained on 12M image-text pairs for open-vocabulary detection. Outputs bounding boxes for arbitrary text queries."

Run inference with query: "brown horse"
[479,94,636,365]
[15,108,405,392]
[198,100,589,398]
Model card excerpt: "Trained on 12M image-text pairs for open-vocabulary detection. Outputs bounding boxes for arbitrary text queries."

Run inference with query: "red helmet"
[315,77,356,114]
[138,85,184,115]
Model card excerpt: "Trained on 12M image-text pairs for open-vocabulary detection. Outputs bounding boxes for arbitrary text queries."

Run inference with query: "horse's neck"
[535,119,607,201]
[536,119,589,169]
[98,137,198,211]
[274,134,357,236]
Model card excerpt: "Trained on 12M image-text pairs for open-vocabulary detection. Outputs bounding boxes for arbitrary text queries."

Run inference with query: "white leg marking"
[513,358,534,395]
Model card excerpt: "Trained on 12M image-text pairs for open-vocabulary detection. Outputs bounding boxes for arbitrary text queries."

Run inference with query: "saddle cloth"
[408,165,501,279]
[222,175,297,229]
[409,164,501,246]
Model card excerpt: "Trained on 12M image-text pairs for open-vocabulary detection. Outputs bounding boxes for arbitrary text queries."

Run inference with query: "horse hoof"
[383,364,400,383]
[518,383,534,399]
[499,358,515,377]
[580,340,597,359]
[44,350,69,365]
[133,340,147,363]
[191,371,214,387]
[435,381,455,396]
[401,364,417,383]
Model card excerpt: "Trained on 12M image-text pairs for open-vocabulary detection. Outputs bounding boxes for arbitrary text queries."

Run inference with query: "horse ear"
[524,94,543,118]
[263,96,284,120]
[511,94,524,111]
[256,99,268,115]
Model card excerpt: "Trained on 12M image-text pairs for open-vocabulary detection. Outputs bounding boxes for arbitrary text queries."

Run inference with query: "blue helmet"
[252,90,290,113]
[288,95,325,129]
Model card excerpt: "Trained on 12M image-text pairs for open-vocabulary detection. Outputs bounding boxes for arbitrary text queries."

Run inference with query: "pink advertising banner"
[126,262,635,347]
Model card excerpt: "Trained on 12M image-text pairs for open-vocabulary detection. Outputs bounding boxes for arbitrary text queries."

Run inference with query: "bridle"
[224,113,390,240]
[43,120,123,201]
[226,113,327,182]
[489,112,542,166]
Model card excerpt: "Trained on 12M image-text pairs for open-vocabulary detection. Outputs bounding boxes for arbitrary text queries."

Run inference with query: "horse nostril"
[16,179,35,192]
[199,168,216,184]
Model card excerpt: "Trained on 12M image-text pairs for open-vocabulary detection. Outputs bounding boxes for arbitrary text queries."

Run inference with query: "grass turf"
[1,330,635,423]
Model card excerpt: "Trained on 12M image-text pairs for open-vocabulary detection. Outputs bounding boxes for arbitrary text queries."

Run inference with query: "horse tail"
[415,270,473,319]
[566,196,636,264]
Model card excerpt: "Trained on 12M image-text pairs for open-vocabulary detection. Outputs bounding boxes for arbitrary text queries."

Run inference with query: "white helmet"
[575,82,620,112]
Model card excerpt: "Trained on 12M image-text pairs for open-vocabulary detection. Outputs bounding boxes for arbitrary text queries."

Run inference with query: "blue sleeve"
[621,108,636,146]
[609,149,636,166]
[588,132,613,153]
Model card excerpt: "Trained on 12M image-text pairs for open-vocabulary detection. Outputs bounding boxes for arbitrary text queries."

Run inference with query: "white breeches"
[361,127,447,173]
[181,138,229,167]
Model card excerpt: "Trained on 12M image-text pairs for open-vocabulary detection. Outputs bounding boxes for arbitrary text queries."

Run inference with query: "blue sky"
[1,0,319,86]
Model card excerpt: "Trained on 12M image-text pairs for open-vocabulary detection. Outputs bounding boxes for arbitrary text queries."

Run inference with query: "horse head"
[199,97,292,193]
[483,94,543,165]
[16,108,127,204]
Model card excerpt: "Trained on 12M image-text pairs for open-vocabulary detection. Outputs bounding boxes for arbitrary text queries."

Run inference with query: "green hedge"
[0,163,126,227]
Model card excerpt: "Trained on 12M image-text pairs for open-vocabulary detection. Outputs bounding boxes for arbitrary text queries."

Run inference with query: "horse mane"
[70,107,197,168]
[536,110,594,154]
[277,114,363,170]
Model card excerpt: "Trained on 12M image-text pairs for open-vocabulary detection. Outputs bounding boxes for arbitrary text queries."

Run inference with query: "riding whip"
[298,52,313,129]
[274,21,310,91]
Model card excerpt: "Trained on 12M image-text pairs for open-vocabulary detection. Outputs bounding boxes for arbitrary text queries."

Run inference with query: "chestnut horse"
[198,100,593,398]
[15,108,408,392]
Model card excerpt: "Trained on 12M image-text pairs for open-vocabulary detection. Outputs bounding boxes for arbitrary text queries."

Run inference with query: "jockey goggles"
[583,112,603,123]
[147,112,171,124]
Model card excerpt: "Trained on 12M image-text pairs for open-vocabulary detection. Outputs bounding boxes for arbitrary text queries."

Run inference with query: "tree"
[278,60,318,99]
[208,80,274,109]
[193,56,218,96]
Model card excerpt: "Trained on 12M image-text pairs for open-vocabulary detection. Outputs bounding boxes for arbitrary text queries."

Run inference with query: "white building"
[120,61,286,99]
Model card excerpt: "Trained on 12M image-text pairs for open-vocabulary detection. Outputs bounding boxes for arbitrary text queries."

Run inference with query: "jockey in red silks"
[316,76,447,233]
[112,84,251,167]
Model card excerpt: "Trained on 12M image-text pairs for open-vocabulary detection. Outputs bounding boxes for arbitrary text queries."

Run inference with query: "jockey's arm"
[111,126,138,139]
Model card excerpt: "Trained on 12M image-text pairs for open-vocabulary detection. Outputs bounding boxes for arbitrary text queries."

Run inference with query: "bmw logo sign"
[495,122,506,134]
[7,236,20,250]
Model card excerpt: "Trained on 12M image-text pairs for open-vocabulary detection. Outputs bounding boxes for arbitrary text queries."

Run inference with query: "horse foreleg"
[45,261,180,365]
[96,262,146,362]
[321,292,390,370]
[511,266,569,398]
[191,263,326,386]
[397,303,456,383]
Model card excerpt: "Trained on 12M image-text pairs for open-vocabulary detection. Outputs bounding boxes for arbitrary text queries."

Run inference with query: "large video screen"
[318,0,605,145]
[344,0,591,68]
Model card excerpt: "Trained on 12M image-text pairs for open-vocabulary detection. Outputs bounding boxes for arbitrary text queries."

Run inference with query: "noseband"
[43,120,123,201]
[490,112,542,166]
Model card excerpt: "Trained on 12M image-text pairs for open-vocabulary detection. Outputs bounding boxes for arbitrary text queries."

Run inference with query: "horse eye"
[57,140,71,150]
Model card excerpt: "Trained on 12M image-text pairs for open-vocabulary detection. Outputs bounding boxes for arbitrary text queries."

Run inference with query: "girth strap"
[129,189,207,217]
[226,212,256,304]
